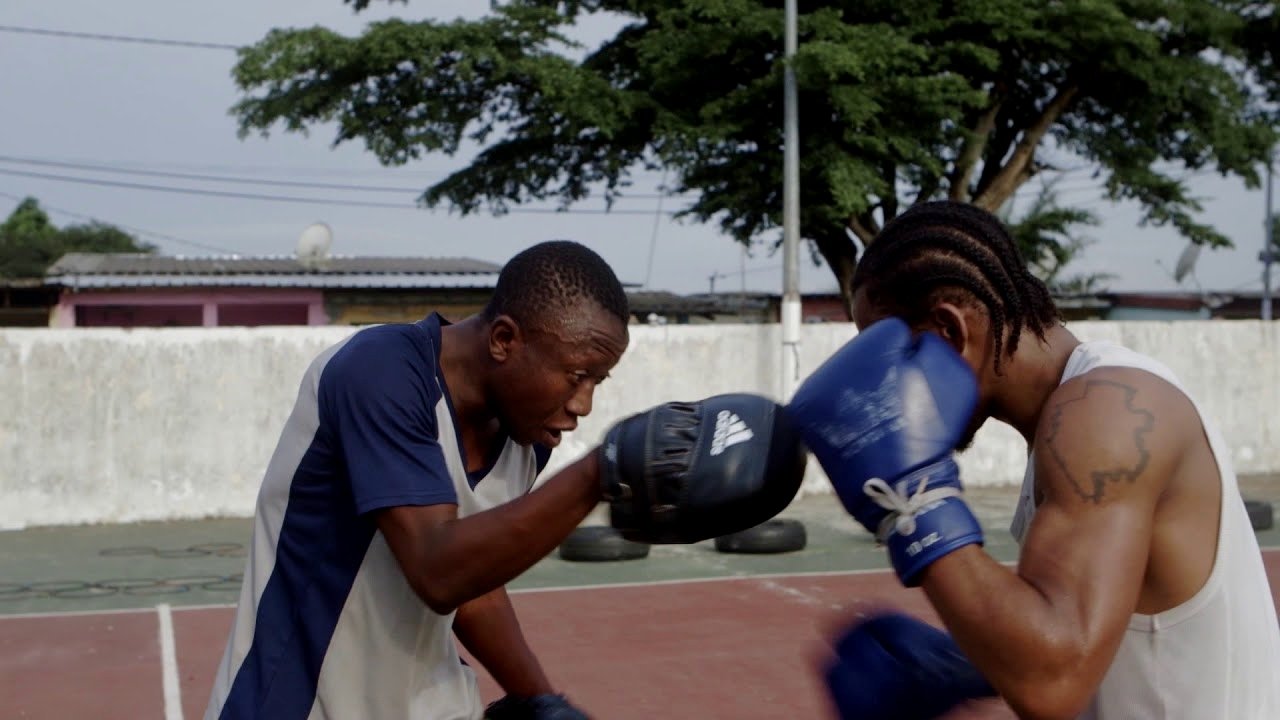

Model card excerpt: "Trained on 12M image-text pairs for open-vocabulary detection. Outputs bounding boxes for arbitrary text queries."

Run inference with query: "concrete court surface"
[1,480,1278,720]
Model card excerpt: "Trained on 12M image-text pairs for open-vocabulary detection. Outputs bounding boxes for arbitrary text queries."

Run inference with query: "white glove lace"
[862,475,961,542]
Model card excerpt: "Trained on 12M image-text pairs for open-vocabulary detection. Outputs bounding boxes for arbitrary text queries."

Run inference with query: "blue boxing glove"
[785,317,983,585]
[484,693,589,719]
[824,611,997,720]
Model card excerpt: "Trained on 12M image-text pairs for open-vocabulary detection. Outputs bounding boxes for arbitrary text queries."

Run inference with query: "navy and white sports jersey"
[205,313,552,720]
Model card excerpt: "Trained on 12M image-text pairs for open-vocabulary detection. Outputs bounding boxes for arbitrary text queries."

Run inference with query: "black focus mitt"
[597,392,808,544]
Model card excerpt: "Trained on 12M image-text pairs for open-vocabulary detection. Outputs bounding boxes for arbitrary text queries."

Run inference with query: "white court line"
[0,605,160,621]
[0,569,897,619]
[0,569,897,620]
[157,603,184,720]
[0,601,235,622]
[1,545,1277,620]
[513,546,1280,596]
[506,566,896,595]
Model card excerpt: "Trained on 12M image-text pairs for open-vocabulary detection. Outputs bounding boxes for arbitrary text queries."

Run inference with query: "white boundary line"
[0,605,157,621]
[0,601,235,621]
[506,566,895,595]
[156,603,184,720]
[1,545,1276,619]
[0,569,898,619]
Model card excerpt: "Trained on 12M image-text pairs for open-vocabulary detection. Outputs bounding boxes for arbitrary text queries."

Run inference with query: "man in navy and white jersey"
[205,241,632,720]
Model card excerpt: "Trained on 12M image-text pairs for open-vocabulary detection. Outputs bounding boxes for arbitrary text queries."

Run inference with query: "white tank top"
[1009,340,1280,719]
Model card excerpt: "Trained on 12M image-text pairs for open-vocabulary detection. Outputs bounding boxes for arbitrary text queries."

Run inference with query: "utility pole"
[1263,153,1275,321]
[780,0,801,400]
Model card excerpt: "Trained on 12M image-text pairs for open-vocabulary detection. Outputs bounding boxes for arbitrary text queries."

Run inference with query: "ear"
[926,301,972,356]
[487,315,522,364]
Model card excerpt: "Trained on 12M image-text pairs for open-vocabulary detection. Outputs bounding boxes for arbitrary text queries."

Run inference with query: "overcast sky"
[1,0,1275,298]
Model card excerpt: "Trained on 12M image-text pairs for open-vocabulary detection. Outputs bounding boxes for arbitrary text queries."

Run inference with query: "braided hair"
[851,201,1060,370]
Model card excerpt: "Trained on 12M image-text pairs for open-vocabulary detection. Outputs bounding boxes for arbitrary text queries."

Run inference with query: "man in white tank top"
[802,201,1280,719]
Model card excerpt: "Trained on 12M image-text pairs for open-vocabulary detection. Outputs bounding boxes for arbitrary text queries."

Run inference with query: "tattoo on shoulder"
[1045,379,1155,504]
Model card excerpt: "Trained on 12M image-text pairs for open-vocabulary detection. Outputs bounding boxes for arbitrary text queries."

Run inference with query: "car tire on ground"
[1245,498,1274,532]
[558,526,651,562]
[714,519,808,554]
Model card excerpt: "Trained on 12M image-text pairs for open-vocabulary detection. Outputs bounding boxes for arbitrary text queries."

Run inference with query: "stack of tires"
[557,519,809,562]
[558,496,1274,564]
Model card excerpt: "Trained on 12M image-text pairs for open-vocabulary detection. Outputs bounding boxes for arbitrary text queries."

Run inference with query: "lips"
[543,426,575,447]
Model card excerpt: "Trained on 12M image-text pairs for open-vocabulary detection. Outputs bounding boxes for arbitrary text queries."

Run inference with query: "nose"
[565,380,595,419]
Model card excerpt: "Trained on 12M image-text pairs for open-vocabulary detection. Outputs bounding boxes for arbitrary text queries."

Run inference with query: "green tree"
[1002,182,1116,294]
[0,197,155,279]
[230,0,1280,315]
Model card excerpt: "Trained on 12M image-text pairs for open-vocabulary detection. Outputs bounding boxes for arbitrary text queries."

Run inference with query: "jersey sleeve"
[319,328,457,515]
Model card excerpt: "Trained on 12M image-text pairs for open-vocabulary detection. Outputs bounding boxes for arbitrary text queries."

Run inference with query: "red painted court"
[4,553,1279,720]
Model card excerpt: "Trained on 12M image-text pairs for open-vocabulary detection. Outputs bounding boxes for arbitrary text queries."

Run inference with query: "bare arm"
[454,586,553,698]
[919,370,1181,719]
[377,451,600,615]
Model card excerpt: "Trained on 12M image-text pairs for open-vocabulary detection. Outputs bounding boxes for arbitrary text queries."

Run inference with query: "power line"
[0,167,674,215]
[0,190,238,254]
[0,24,240,51]
[643,169,669,288]
[1012,166,1225,206]
[1226,276,1263,292]
[709,263,784,279]
[0,155,688,200]
[0,155,419,194]
[7,155,446,179]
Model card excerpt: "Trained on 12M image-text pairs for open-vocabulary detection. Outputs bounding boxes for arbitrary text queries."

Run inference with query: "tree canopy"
[0,197,155,279]
[231,0,1280,313]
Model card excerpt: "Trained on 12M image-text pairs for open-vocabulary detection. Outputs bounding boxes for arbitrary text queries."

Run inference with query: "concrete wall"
[1,321,1276,529]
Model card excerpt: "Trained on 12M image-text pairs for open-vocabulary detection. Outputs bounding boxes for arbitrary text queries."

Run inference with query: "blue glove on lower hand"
[786,317,984,585]
[484,693,589,719]
[824,611,997,720]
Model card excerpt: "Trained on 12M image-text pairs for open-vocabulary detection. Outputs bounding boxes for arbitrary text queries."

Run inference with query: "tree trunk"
[949,97,1004,202]
[974,83,1080,211]
[812,225,865,321]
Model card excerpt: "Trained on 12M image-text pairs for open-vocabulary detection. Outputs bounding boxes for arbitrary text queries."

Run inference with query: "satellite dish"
[296,222,333,269]
[1173,242,1201,284]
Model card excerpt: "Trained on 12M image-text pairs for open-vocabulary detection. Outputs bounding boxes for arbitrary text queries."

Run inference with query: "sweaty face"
[494,305,629,448]
[851,287,990,453]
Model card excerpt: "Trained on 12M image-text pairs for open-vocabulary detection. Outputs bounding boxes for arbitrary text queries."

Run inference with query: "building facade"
[45,253,502,328]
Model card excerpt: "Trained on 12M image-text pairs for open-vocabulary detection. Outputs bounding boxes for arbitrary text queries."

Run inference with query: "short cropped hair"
[852,201,1061,370]
[483,240,629,332]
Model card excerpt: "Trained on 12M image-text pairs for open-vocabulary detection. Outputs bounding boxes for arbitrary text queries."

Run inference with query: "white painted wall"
[1,321,1276,529]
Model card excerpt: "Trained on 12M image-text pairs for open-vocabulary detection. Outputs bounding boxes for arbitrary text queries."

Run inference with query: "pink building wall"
[51,289,328,328]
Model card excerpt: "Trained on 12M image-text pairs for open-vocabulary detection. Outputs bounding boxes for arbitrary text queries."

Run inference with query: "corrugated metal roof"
[57,273,499,289]
[45,252,501,290]
[625,290,772,315]
[48,253,501,276]
[0,277,47,289]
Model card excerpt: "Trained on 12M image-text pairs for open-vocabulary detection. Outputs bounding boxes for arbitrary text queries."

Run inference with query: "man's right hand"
[824,611,998,720]
[784,317,985,585]
[484,693,589,720]
[597,392,809,544]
